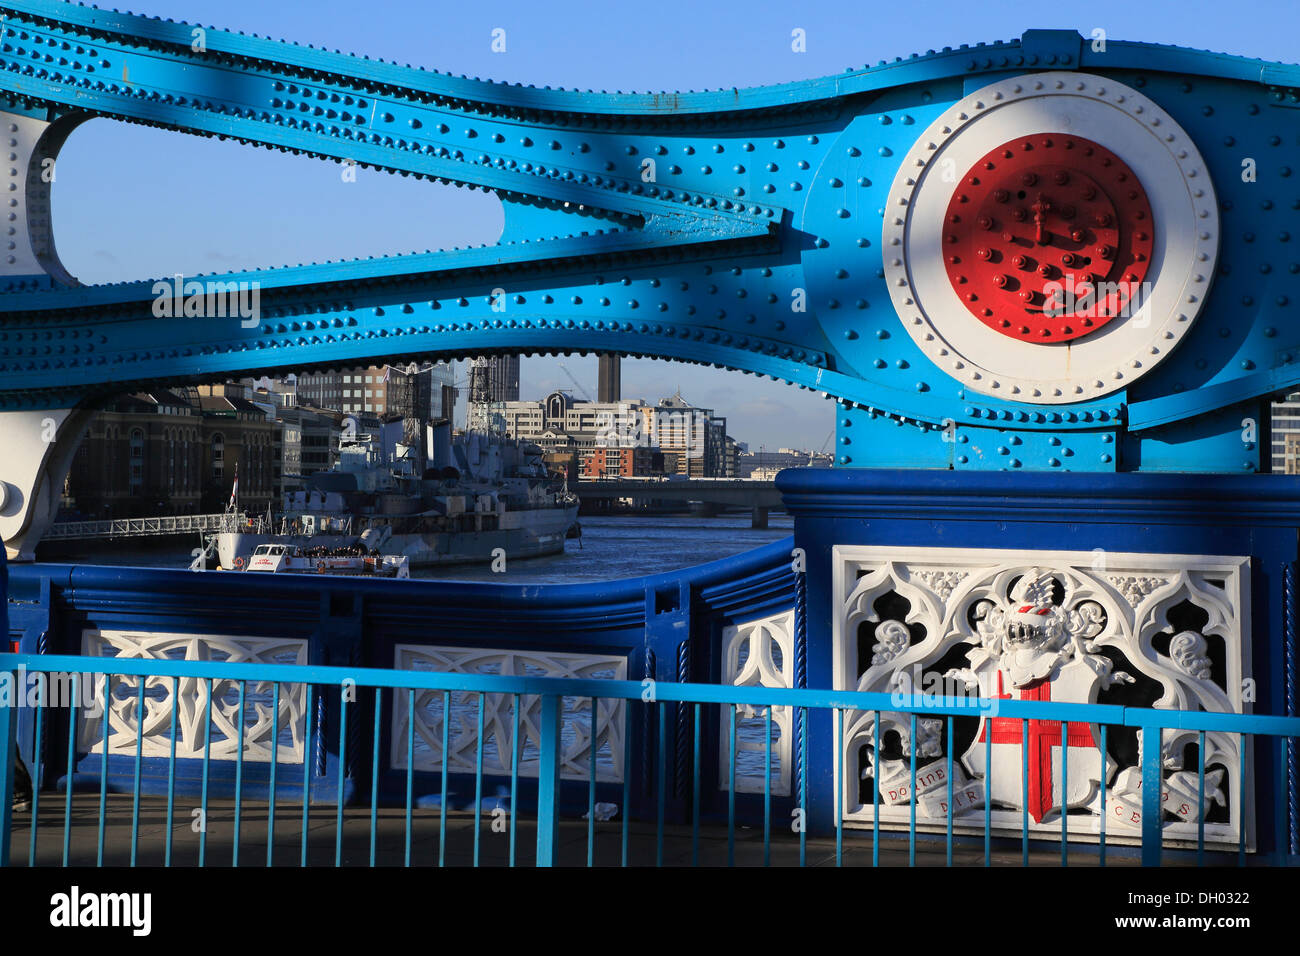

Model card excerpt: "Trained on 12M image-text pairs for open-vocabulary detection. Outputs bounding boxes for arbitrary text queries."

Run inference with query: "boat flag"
[228,462,239,512]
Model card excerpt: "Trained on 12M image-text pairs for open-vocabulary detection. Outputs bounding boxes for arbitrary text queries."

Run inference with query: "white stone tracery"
[832,547,1252,849]
[80,629,308,764]
[720,609,795,795]
[390,645,627,782]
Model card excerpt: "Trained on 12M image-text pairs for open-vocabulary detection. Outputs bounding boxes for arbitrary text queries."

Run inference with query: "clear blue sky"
[52,0,1300,451]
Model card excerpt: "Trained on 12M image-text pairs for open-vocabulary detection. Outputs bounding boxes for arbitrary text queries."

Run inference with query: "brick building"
[65,385,279,518]
[66,389,206,518]
[580,446,663,478]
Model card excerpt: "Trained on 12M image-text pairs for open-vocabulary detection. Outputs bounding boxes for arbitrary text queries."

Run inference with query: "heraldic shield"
[960,570,1120,824]
[834,547,1250,848]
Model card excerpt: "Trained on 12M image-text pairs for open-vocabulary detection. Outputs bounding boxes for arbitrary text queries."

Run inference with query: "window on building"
[129,428,145,492]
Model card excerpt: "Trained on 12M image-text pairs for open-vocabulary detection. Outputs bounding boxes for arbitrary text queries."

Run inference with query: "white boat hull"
[215,505,578,571]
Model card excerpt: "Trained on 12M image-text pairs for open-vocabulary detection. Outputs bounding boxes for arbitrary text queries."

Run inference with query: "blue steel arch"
[0,4,1296,472]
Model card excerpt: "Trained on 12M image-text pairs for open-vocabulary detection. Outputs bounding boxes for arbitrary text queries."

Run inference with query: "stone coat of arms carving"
[833,547,1251,849]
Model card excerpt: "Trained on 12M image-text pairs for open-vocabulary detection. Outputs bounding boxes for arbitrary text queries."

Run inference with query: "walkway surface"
[5,794,1152,867]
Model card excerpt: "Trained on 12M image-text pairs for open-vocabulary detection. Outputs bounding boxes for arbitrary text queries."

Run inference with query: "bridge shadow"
[9,793,1152,868]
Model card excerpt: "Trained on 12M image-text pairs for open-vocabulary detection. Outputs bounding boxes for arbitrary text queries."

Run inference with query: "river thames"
[40,514,795,584]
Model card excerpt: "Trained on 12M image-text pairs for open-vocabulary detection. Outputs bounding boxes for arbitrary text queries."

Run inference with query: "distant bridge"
[574,477,782,527]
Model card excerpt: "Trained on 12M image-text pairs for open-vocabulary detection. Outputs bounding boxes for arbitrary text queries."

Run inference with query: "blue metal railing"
[2,651,1297,867]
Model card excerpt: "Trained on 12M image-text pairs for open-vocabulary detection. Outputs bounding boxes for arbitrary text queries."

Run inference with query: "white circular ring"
[882,72,1219,404]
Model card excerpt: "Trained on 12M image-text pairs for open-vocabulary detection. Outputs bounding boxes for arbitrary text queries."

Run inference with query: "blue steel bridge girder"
[0,2,1299,556]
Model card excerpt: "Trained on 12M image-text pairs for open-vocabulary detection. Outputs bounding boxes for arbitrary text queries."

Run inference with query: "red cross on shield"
[976,672,1099,823]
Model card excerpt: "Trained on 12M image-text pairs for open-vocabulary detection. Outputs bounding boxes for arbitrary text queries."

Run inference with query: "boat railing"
[213,511,271,535]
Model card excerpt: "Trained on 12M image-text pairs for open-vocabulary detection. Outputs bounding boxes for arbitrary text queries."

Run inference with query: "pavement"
[4,793,1148,867]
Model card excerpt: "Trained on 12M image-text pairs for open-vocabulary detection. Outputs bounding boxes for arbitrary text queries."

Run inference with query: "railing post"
[536,693,562,867]
[1140,722,1162,867]
[0,667,16,867]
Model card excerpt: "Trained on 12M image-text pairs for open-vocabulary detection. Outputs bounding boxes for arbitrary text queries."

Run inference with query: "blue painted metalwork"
[95,673,107,867]
[404,688,414,867]
[764,704,772,866]
[0,3,1296,478]
[655,703,666,867]
[1099,725,1107,868]
[232,679,246,867]
[535,693,561,866]
[26,676,40,865]
[587,696,597,868]
[2,652,1298,866]
[1288,563,1299,855]
[334,688,347,867]
[794,567,807,800]
[910,713,918,867]
[947,715,954,868]
[799,705,807,867]
[1240,736,1248,866]
[1197,730,1206,866]
[299,682,312,868]
[370,688,381,868]
[621,709,631,868]
[510,695,520,868]
[983,727,991,867]
[61,671,74,866]
[268,680,280,868]
[1020,718,1029,867]
[835,707,843,867]
[1140,723,1163,866]
[0,668,14,864]
[871,713,881,867]
[199,677,212,867]
[728,703,736,866]
[692,701,701,867]
[438,691,448,868]
[130,677,143,866]
[1060,722,1067,866]
[473,692,483,867]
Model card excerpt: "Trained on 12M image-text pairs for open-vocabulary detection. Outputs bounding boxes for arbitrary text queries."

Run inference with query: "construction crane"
[556,362,595,402]
[467,357,506,436]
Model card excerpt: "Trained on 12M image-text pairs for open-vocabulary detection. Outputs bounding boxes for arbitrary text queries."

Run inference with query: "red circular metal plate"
[942,135,1154,343]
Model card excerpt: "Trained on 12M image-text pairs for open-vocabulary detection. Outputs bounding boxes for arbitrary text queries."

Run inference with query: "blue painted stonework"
[778,467,1300,849]
[4,541,794,818]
